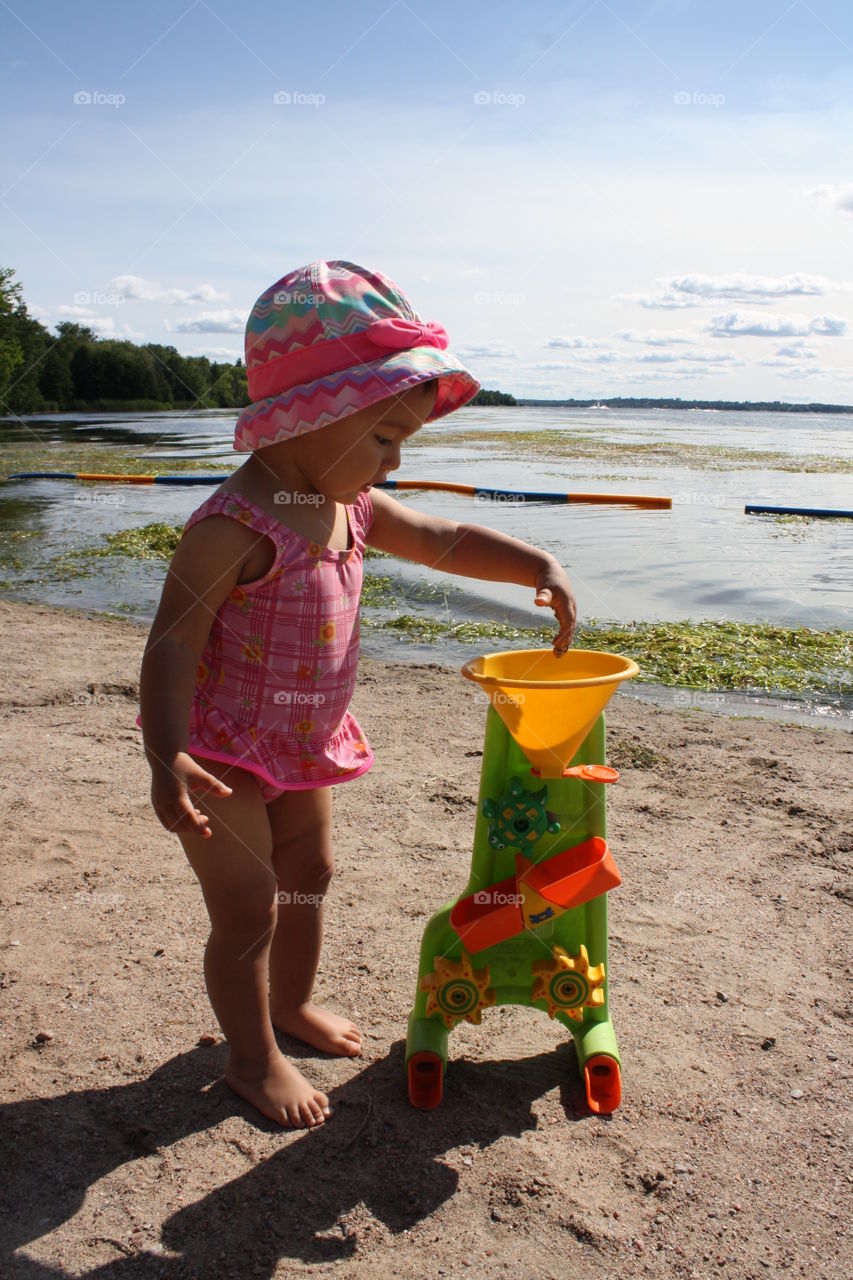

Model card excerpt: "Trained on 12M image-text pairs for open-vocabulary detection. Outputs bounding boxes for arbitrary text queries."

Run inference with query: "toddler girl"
[139,260,576,1129]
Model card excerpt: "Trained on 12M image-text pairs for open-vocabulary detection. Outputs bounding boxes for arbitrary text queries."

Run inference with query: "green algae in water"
[0,447,232,482]
[30,522,183,586]
[419,426,853,475]
[360,574,398,608]
[20,518,852,699]
[364,614,852,697]
[96,523,182,560]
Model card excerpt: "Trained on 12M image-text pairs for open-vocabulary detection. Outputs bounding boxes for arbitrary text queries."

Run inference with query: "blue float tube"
[6,472,229,484]
[4,473,671,507]
[745,503,853,520]
[8,471,80,480]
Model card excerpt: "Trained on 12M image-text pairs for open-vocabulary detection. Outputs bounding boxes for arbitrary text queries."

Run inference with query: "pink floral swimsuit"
[182,488,374,800]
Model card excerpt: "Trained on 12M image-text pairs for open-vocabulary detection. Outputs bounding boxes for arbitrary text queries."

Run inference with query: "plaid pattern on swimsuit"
[183,488,374,792]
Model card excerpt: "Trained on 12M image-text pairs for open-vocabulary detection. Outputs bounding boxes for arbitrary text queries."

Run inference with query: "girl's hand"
[534,561,577,656]
[149,752,232,839]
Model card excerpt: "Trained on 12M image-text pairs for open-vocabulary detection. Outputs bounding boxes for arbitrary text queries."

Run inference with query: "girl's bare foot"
[270,1000,363,1057]
[225,1049,332,1128]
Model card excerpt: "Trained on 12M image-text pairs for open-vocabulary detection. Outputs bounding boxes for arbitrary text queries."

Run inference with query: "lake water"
[1,405,851,723]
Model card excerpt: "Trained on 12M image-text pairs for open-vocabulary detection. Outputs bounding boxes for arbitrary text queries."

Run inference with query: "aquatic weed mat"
[14,521,852,700]
[419,425,853,475]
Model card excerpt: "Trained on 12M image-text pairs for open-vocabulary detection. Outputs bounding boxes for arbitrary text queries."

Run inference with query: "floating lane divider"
[376,480,671,508]
[745,503,853,521]
[8,472,229,485]
[6,472,673,508]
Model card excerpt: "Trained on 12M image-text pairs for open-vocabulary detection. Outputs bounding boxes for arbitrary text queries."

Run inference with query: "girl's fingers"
[534,585,576,653]
[159,794,214,837]
[187,771,233,798]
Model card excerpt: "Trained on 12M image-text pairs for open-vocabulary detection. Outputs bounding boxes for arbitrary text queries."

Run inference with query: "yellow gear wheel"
[531,943,606,1021]
[420,951,496,1029]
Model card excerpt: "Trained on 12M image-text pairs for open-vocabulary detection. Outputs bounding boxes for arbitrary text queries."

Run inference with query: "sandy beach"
[1,599,851,1280]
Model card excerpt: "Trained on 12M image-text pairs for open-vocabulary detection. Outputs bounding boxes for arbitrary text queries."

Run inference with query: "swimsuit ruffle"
[187,699,373,788]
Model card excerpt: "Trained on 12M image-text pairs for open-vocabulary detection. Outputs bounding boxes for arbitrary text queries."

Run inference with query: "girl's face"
[289,380,439,502]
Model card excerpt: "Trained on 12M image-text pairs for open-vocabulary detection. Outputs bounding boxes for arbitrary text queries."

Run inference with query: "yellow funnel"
[462,649,639,778]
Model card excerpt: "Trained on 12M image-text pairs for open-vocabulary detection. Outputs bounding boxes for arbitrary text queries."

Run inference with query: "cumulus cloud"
[683,351,738,364]
[705,311,848,338]
[759,359,818,370]
[456,342,517,359]
[164,310,246,334]
[56,304,97,319]
[803,184,853,218]
[636,352,681,363]
[111,275,229,305]
[189,346,242,360]
[618,272,848,309]
[616,328,694,346]
[83,317,145,339]
[775,340,817,358]
[543,335,600,349]
[611,367,710,383]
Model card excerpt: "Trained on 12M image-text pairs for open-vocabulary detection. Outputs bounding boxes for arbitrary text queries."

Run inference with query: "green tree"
[0,266,52,414]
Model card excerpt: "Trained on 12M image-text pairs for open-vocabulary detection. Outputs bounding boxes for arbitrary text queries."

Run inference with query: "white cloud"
[706,310,848,338]
[804,184,853,218]
[637,352,681,363]
[527,361,576,370]
[616,289,699,310]
[577,351,618,363]
[111,275,229,305]
[775,340,817,358]
[810,314,848,335]
[543,335,600,349]
[84,317,146,339]
[164,309,246,334]
[456,342,517,359]
[618,272,848,310]
[616,328,694,346]
[683,351,738,364]
[189,346,242,359]
[56,304,97,318]
[669,272,842,300]
[609,367,711,384]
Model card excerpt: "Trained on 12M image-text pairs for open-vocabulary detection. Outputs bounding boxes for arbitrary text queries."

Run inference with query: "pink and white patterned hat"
[234,260,481,452]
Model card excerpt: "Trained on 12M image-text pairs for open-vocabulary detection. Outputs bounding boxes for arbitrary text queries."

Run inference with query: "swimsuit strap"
[182,486,372,557]
[183,490,292,546]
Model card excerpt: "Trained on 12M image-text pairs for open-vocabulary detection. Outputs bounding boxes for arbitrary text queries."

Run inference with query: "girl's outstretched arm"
[366,488,576,651]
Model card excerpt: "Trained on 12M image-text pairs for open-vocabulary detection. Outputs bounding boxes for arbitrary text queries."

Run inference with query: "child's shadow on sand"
[3,1039,591,1279]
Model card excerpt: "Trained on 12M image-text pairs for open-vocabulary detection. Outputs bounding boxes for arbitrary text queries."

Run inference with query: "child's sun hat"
[234,259,481,452]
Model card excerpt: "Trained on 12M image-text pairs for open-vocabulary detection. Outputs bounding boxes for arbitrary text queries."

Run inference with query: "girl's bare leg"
[266,786,362,1057]
[178,756,332,1127]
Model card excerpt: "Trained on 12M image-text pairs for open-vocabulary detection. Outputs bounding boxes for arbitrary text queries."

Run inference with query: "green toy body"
[406,704,622,1113]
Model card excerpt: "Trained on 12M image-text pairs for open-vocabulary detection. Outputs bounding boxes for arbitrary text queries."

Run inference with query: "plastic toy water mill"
[406,648,639,1114]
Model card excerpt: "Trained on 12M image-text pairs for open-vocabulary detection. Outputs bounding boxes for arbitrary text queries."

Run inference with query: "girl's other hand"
[149,752,233,838]
[534,562,577,656]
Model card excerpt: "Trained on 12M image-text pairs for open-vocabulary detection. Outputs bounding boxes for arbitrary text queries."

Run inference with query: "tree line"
[0,266,249,415]
[0,267,522,418]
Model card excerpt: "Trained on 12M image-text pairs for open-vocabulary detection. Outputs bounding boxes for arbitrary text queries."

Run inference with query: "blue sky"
[3,0,853,401]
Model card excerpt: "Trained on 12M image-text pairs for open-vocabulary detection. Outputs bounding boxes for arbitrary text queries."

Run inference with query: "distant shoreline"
[513,397,853,414]
[4,395,853,419]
